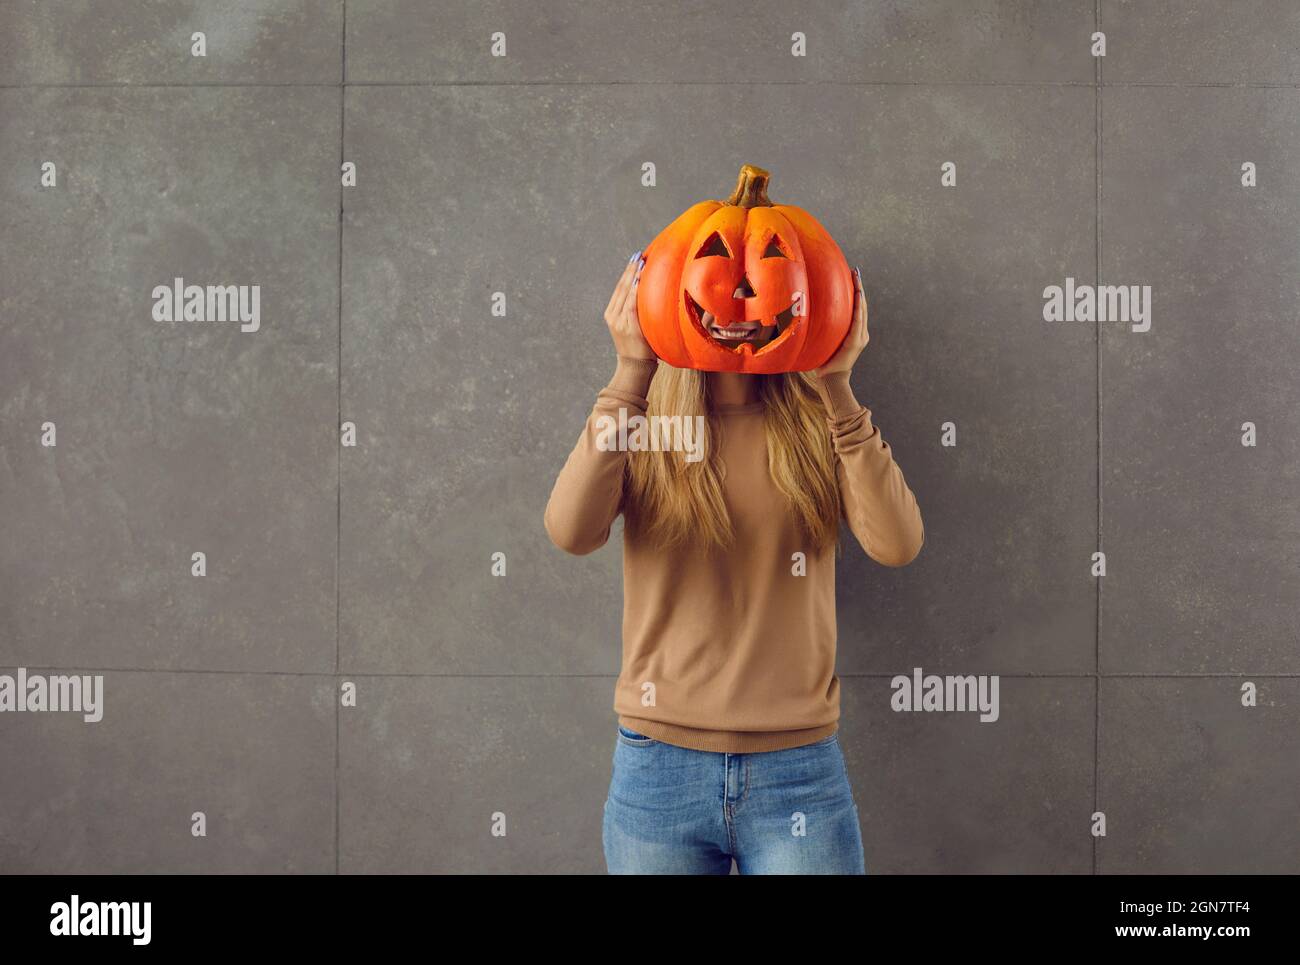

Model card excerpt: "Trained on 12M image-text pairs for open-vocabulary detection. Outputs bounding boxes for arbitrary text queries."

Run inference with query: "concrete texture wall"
[1,1,1297,873]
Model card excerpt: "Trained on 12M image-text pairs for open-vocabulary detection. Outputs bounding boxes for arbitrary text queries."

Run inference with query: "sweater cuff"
[816,371,862,420]
[607,355,659,397]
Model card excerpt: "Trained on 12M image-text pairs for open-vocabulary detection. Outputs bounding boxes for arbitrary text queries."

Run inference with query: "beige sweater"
[544,356,924,753]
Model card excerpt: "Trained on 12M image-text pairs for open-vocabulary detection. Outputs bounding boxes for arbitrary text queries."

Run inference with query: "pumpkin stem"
[725,163,774,208]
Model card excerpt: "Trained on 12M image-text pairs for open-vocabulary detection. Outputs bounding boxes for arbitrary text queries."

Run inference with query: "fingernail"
[630,250,642,263]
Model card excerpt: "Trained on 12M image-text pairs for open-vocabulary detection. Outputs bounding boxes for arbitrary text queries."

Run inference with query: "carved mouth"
[685,292,798,351]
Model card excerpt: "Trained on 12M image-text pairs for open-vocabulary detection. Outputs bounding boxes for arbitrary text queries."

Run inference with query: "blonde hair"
[624,364,842,553]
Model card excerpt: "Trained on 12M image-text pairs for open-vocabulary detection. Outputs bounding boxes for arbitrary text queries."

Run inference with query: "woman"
[544,249,924,874]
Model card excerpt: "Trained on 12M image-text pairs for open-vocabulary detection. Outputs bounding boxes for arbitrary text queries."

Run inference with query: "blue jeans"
[603,724,866,874]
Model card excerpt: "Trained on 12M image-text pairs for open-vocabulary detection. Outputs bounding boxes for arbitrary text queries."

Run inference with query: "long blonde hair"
[624,365,842,553]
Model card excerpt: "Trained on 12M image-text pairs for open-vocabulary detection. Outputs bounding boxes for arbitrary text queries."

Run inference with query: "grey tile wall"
[0,0,343,86]
[1102,0,1300,85]
[1099,678,1300,873]
[0,672,335,873]
[1,1,1296,874]
[1100,85,1300,675]
[0,87,339,674]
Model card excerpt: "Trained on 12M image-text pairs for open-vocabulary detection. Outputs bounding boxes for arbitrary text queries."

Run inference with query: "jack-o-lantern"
[636,163,853,373]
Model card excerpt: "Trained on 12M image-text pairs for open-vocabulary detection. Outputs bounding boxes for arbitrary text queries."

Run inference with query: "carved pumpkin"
[636,163,853,373]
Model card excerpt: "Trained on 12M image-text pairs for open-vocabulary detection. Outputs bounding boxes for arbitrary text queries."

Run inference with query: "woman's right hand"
[604,252,657,361]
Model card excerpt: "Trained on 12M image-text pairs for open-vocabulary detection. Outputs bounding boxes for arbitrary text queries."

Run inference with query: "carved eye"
[695,231,731,259]
[763,236,788,259]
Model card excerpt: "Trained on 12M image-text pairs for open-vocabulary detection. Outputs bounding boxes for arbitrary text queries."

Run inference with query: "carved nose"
[734,276,756,299]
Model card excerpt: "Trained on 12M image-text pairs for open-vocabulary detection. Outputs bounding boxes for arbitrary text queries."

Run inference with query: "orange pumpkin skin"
[636,164,853,374]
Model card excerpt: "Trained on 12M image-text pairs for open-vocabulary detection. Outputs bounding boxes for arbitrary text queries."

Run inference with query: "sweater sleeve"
[814,370,925,567]
[543,355,659,555]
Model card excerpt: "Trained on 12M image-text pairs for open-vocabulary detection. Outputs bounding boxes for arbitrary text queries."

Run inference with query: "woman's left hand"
[816,266,868,378]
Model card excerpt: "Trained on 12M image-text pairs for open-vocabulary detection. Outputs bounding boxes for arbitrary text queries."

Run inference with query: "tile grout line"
[1093,0,1104,878]
[4,80,1300,90]
[334,0,346,880]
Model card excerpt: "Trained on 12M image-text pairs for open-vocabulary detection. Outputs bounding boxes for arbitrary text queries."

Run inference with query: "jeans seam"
[722,757,737,854]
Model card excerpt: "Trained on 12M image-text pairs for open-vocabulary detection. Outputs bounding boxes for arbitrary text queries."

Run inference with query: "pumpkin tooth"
[775,304,797,335]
